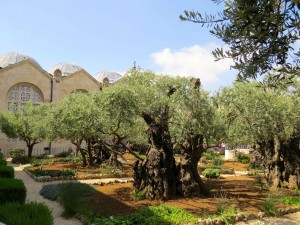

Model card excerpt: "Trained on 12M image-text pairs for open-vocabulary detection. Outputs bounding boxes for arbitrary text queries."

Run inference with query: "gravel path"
[11,163,133,225]
[13,165,82,225]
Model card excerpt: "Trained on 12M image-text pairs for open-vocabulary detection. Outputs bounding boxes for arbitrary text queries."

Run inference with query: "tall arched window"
[7,83,44,111]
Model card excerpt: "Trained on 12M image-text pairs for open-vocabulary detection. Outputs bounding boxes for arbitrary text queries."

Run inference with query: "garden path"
[235,211,300,225]
[12,163,82,225]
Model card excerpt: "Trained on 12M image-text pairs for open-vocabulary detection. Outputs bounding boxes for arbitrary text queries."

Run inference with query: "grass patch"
[91,204,198,225]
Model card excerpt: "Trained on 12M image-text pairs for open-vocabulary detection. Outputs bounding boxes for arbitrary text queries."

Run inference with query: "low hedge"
[0,158,7,166]
[0,201,53,225]
[11,156,31,164]
[0,178,26,204]
[0,165,14,178]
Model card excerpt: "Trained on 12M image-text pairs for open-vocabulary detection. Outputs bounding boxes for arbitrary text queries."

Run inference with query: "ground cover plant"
[0,201,53,225]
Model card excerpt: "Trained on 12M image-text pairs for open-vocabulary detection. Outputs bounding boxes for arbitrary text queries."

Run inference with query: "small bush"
[131,188,147,200]
[55,151,70,158]
[11,155,31,164]
[59,182,97,218]
[203,168,220,179]
[0,165,14,178]
[203,150,219,160]
[212,157,224,166]
[262,195,279,216]
[60,169,77,177]
[0,178,26,204]
[33,168,76,177]
[0,158,7,166]
[0,201,53,225]
[9,148,25,158]
[40,184,60,201]
[236,153,250,164]
[44,154,55,159]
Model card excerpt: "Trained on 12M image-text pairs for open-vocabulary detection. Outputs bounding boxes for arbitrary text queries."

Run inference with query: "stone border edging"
[23,168,129,182]
[195,207,300,225]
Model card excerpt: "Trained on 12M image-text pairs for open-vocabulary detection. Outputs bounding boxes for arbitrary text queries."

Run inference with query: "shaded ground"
[26,154,267,218]
[89,175,267,217]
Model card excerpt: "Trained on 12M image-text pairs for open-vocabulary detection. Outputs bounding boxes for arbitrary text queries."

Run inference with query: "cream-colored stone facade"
[0,53,103,157]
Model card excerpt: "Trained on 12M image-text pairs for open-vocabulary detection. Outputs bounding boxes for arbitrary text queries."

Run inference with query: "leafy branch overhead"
[180,0,300,82]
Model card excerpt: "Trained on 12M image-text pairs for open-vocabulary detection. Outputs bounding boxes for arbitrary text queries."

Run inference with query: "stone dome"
[0,52,41,69]
[96,70,122,84]
[48,62,83,77]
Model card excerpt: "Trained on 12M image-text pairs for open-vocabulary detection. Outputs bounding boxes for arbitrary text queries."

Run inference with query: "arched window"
[7,83,44,111]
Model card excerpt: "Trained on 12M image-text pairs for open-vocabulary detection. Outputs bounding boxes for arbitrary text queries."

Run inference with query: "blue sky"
[0,0,236,92]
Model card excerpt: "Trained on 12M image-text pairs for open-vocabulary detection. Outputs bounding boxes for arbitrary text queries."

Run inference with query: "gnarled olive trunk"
[256,136,300,189]
[176,135,206,197]
[107,152,122,169]
[133,112,177,200]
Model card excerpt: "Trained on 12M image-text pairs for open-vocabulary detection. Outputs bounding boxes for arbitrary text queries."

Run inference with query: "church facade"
[0,52,122,157]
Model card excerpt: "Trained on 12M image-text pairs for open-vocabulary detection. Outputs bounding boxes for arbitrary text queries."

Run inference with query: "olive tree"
[219,82,300,189]
[0,104,50,158]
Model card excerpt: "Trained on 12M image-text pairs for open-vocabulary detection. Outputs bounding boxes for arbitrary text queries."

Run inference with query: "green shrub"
[212,157,224,166]
[262,195,279,216]
[0,201,53,225]
[236,153,250,163]
[242,158,250,164]
[0,165,14,178]
[0,158,7,166]
[203,168,220,179]
[33,168,76,177]
[40,184,60,201]
[92,204,197,225]
[62,156,82,163]
[11,156,31,164]
[131,188,147,200]
[0,178,26,204]
[281,196,300,206]
[203,150,219,160]
[0,151,3,159]
[55,151,70,158]
[58,182,97,218]
[60,169,77,177]
[9,148,25,158]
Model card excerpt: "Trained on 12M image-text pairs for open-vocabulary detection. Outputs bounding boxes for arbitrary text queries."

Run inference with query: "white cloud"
[150,44,232,84]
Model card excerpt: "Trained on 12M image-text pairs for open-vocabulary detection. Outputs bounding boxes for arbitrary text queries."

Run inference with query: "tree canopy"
[0,104,50,157]
[180,0,300,83]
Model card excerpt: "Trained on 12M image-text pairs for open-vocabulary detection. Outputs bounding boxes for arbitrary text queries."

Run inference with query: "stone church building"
[0,52,122,156]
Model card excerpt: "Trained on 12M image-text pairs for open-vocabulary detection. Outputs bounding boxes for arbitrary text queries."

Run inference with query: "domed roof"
[96,70,122,83]
[0,52,41,68]
[48,62,83,77]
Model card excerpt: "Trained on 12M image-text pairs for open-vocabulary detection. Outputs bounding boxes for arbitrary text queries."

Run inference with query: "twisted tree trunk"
[176,135,206,197]
[133,111,177,200]
[256,136,300,189]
